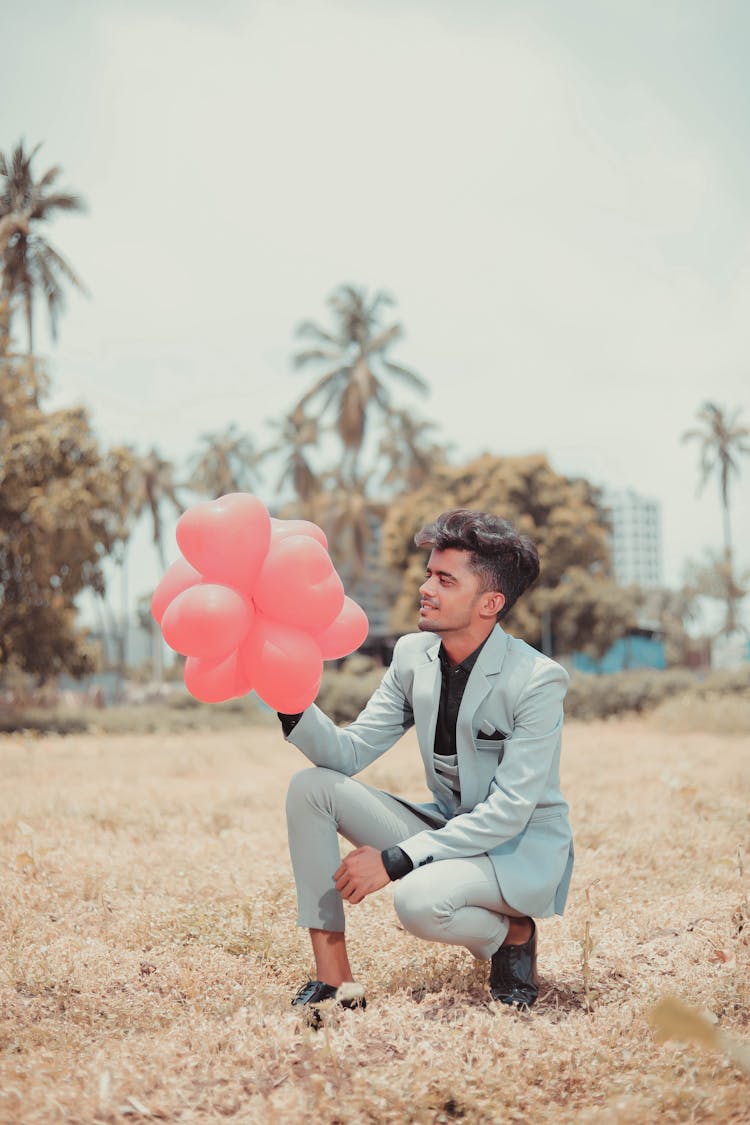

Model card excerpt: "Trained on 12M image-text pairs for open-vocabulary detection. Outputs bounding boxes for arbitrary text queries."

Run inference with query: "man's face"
[417,548,488,635]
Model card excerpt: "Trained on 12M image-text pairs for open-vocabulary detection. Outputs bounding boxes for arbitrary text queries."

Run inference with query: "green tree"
[0,305,125,679]
[264,407,321,510]
[377,408,452,493]
[383,452,635,657]
[0,140,87,355]
[188,423,263,499]
[682,551,748,643]
[682,401,750,633]
[124,447,183,573]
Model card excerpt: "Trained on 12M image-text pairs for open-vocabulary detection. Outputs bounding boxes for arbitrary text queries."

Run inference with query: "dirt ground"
[1,717,748,1123]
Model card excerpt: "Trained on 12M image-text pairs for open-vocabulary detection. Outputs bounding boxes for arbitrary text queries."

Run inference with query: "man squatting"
[278,509,574,1017]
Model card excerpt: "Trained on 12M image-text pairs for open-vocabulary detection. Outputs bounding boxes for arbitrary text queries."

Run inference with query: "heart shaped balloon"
[239,615,324,713]
[254,535,345,631]
[151,557,203,625]
[176,492,271,594]
[184,650,254,703]
[153,493,369,709]
[312,596,370,660]
[161,584,254,661]
[270,517,328,548]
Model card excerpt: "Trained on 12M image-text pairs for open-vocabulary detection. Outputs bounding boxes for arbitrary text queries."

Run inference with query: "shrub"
[565,669,695,721]
[565,664,750,725]
[316,655,386,724]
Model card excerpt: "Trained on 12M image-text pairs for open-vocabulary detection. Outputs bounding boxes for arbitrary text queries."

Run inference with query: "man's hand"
[334,845,390,904]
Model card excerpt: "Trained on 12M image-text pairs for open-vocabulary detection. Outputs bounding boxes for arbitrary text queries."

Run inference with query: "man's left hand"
[334,846,390,904]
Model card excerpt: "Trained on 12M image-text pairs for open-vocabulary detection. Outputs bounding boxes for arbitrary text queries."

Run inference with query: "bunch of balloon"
[151,493,369,712]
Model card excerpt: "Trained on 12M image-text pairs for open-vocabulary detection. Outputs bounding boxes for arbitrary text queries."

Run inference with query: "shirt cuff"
[277,712,304,736]
[381,846,414,881]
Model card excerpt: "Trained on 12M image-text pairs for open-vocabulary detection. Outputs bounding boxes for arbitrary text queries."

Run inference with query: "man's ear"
[480,591,505,619]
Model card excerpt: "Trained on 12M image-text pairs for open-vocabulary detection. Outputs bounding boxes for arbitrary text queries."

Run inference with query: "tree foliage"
[0,140,87,354]
[682,401,749,634]
[188,423,262,501]
[0,307,124,678]
[382,453,636,657]
[284,284,449,579]
[292,284,427,472]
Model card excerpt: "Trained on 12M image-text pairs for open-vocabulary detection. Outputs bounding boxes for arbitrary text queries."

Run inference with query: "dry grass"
[1,719,749,1124]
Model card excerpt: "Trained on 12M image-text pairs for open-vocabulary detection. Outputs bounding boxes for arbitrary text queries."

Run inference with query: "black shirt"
[382,636,489,880]
[434,640,485,758]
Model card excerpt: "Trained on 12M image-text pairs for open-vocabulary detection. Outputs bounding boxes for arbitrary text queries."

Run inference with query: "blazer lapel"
[456,625,510,811]
[411,637,442,792]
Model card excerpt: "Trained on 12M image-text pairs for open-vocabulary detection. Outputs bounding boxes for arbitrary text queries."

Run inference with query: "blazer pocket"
[473,737,505,766]
[528,806,565,824]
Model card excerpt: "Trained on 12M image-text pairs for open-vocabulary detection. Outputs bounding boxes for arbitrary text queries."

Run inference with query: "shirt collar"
[438,634,491,676]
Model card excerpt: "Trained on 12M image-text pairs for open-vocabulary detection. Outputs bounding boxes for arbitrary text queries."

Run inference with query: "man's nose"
[419,578,433,597]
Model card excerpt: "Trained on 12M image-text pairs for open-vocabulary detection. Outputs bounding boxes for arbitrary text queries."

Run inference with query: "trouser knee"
[285,766,344,820]
[392,880,441,942]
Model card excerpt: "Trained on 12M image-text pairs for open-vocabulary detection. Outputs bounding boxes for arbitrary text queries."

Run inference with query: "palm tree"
[0,140,87,354]
[188,423,263,499]
[101,446,182,687]
[682,401,750,633]
[311,471,384,582]
[378,408,452,493]
[293,284,428,478]
[263,406,321,510]
[133,448,184,573]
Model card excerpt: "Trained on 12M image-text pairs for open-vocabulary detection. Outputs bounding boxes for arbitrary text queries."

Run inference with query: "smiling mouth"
[419,602,438,612]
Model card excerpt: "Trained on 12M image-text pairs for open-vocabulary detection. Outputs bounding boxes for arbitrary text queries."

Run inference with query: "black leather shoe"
[291,979,366,1028]
[489,920,539,1009]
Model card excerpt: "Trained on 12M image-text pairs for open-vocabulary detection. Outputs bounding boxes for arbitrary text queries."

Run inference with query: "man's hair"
[414,509,540,620]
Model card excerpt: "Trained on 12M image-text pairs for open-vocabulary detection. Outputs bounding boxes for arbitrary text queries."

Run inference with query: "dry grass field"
[1,715,749,1124]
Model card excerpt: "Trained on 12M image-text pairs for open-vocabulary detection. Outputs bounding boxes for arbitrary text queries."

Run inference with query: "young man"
[279,509,574,1016]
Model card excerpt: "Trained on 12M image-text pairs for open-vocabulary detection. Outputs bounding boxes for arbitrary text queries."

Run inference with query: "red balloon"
[151,558,203,625]
[184,650,254,703]
[176,492,271,594]
[239,615,323,712]
[254,535,344,631]
[161,584,254,660]
[270,517,328,549]
[312,596,369,660]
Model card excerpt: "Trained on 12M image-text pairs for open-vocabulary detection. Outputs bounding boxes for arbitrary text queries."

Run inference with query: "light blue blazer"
[286,624,574,918]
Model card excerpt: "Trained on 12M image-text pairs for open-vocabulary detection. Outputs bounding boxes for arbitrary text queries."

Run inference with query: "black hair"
[414,508,540,619]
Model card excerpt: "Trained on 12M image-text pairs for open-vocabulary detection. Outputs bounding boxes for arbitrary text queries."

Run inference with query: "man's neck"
[440,623,496,667]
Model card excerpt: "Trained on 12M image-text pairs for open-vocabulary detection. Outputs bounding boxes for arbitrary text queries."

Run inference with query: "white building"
[603,488,663,589]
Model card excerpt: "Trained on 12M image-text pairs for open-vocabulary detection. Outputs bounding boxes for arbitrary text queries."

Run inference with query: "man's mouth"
[419,602,438,612]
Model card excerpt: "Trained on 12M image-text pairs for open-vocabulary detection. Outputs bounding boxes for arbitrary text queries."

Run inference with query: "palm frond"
[295,365,349,411]
[381,359,428,393]
[294,319,340,346]
[292,347,340,369]
[366,322,403,354]
[366,289,395,327]
[31,239,88,295]
[36,166,61,190]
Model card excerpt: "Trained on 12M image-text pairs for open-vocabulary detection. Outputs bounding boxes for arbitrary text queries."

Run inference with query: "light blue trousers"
[286,766,522,961]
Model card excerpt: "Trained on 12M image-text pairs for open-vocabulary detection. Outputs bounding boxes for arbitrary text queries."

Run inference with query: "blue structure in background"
[572,631,667,675]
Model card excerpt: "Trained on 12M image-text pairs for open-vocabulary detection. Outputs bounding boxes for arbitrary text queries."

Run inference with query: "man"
[279,509,574,1017]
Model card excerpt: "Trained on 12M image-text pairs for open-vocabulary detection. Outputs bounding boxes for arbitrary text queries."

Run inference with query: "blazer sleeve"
[398,660,568,867]
[283,640,415,776]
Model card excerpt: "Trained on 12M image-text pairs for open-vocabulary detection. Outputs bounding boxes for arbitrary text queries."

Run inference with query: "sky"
[2,0,749,622]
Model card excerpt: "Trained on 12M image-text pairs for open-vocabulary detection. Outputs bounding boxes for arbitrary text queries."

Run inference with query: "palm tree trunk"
[721,493,737,634]
[118,548,129,701]
[25,286,33,357]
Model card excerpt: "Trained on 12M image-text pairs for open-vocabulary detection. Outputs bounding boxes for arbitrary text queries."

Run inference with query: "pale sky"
[2,0,749,619]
